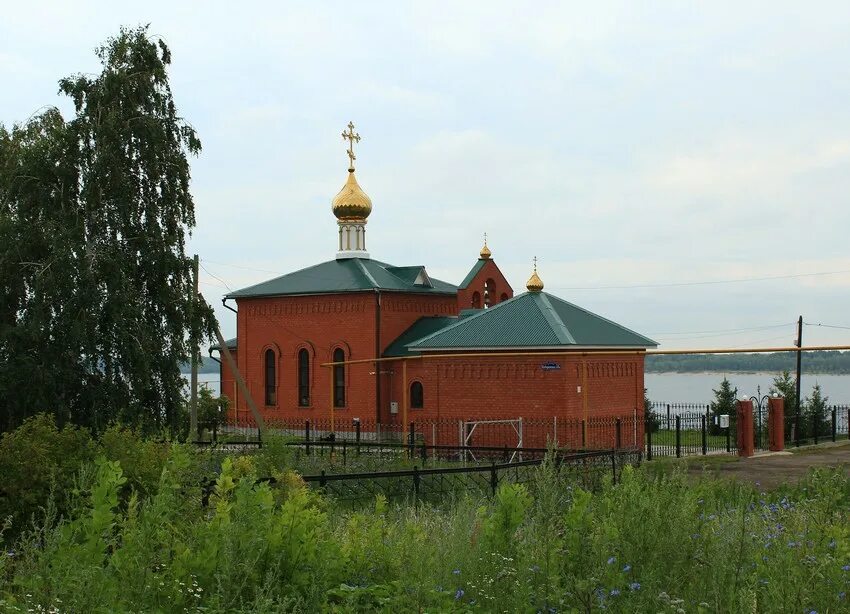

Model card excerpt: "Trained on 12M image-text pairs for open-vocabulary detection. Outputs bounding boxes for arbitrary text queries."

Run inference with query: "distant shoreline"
[647,370,850,376]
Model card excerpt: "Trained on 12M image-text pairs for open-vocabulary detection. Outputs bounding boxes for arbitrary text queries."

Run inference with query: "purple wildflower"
[607,556,616,565]
[455,588,464,600]
[629,582,641,591]
[610,589,621,596]
[622,564,631,572]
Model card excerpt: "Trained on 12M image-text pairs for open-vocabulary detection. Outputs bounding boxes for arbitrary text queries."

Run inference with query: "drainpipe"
[222,297,237,314]
[375,290,382,425]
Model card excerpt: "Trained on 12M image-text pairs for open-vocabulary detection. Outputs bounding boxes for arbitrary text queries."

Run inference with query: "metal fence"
[273,449,637,506]
[216,404,850,464]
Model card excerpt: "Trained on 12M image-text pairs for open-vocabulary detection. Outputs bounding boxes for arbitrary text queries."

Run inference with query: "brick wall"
[230,291,456,425]
[385,353,646,448]
[456,259,514,311]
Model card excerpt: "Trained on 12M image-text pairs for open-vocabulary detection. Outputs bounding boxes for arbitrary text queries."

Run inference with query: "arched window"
[264,349,276,406]
[298,349,310,407]
[333,348,346,407]
[410,381,424,409]
[471,291,481,309]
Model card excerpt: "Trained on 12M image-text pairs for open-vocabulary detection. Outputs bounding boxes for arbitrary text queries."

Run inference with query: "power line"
[805,322,850,331]
[548,269,850,291]
[202,257,850,292]
[729,333,796,349]
[650,322,793,337]
[200,262,233,292]
[201,258,284,275]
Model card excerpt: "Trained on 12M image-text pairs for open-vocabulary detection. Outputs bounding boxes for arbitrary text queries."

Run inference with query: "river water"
[646,372,850,405]
[194,372,850,406]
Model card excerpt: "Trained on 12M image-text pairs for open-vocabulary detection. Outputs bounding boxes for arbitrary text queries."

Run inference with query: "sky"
[3,1,850,349]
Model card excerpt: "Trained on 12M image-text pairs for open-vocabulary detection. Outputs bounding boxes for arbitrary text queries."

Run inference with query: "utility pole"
[794,315,802,445]
[189,254,199,441]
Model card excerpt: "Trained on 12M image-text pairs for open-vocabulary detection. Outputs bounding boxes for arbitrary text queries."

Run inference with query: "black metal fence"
[215,404,849,465]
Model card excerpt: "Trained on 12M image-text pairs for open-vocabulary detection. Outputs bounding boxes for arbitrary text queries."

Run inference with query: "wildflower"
[453,569,461,575]
[629,582,641,591]
[622,564,631,572]
[455,588,464,600]
[838,592,846,600]
[530,565,541,573]
[607,556,616,565]
[610,589,621,597]
[842,565,850,572]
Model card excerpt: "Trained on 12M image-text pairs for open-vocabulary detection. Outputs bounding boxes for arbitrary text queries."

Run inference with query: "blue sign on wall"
[541,362,561,371]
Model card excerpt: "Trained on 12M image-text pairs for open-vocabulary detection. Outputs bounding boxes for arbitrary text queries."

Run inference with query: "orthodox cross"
[533,255,538,272]
[483,232,488,246]
[341,121,361,169]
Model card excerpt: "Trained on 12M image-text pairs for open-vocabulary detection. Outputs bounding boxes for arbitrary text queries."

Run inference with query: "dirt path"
[685,442,850,490]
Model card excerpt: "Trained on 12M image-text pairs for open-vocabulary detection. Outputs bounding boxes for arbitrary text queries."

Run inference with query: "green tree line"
[646,351,850,374]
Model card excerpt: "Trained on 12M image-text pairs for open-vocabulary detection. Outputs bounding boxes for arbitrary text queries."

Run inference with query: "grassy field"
[1,416,849,612]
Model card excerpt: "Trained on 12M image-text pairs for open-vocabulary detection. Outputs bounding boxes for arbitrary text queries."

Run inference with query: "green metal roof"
[408,291,657,351]
[210,337,237,351]
[383,316,458,357]
[458,259,487,289]
[226,258,456,299]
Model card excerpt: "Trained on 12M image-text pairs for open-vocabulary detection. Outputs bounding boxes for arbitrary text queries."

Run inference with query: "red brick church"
[211,123,656,446]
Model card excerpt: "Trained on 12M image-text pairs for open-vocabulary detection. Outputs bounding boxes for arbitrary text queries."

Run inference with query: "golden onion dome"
[480,242,491,259]
[331,169,372,221]
[526,257,544,292]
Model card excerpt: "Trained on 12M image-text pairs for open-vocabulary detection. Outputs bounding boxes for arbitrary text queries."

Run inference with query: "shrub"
[0,414,95,533]
[99,425,170,498]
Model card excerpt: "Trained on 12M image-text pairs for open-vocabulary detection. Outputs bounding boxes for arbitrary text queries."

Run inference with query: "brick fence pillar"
[736,399,755,457]
[767,397,784,452]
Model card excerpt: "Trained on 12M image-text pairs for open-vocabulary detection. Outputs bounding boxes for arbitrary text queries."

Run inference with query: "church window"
[471,291,481,309]
[264,349,276,406]
[298,349,310,406]
[410,381,424,409]
[333,348,346,407]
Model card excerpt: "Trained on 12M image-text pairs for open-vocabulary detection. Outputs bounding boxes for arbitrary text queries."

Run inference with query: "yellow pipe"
[582,360,588,439]
[329,361,335,433]
[402,360,408,431]
[319,345,850,368]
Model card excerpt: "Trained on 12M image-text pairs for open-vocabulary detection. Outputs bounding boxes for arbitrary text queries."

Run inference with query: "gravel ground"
[685,441,850,489]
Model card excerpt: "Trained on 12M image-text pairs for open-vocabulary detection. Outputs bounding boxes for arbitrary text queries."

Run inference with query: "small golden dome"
[332,169,372,221]
[526,257,544,292]
[480,242,491,260]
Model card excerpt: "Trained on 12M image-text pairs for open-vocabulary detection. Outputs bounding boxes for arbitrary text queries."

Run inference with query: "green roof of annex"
[404,290,658,351]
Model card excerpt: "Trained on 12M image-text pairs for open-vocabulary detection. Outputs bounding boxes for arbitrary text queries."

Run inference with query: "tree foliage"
[802,383,831,441]
[0,26,215,434]
[769,370,798,418]
[709,377,738,435]
[646,351,850,374]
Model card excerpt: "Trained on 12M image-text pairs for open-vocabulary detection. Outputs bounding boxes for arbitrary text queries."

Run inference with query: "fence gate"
[460,418,523,462]
[750,391,771,451]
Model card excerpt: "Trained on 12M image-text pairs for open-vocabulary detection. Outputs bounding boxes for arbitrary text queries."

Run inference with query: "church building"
[211,123,657,446]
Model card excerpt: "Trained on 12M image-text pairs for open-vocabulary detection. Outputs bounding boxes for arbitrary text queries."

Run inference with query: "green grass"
[3,418,850,612]
[650,428,730,450]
